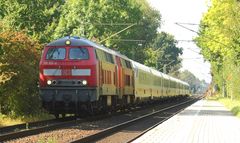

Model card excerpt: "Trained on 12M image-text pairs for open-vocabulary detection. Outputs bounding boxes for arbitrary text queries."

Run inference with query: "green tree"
[53,0,161,63]
[144,32,182,73]
[0,0,64,43]
[196,0,240,98]
[179,70,208,94]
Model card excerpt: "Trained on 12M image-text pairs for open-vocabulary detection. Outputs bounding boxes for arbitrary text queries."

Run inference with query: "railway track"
[0,107,130,142]
[70,95,202,143]
[1,95,199,142]
[0,112,122,142]
[0,107,143,142]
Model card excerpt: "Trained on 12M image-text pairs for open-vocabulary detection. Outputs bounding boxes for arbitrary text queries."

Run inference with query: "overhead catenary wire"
[99,23,137,43]
[93,23,136,26]
[175,22,201,26]
[108,39,146,42]
[182,57,203,59]
[175,22,231,48]
[177,40,195,42]
[184,47,201,54]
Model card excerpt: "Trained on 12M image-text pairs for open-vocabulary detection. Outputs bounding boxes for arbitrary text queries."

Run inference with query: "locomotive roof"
[47,36,129,60]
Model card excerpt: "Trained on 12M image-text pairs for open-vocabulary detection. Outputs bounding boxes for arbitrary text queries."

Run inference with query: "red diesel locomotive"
[39,36,190,117]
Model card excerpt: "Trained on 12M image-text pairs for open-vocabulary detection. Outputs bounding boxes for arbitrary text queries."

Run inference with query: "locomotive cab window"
[69,47,89,60]
[46,47,66,60]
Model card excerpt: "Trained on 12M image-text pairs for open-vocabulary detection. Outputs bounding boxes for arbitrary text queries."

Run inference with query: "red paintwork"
[115,56,123,89]
[39,46,97,87]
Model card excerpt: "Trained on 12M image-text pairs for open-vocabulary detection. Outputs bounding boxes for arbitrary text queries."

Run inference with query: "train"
[39,36,190,118]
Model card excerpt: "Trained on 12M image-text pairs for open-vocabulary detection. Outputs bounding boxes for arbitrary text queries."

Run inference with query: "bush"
[0,30,42,116]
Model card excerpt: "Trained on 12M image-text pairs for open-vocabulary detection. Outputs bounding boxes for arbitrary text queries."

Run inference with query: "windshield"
[69,47,89,60]
[46,48,66,60]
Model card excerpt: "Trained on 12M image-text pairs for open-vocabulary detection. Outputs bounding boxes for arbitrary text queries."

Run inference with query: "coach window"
[69,47,89,60]
[46,47,66,60]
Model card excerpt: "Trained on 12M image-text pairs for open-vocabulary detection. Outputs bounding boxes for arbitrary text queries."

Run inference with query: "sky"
[148,0,212,83]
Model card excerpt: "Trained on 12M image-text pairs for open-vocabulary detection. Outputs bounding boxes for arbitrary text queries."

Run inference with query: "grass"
[0,114,24,126]
[206,94,240,118]
[0,113,54,127]
[218,98,240,118]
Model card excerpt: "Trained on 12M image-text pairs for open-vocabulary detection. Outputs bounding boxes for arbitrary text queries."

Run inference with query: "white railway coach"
[131,60,190,101]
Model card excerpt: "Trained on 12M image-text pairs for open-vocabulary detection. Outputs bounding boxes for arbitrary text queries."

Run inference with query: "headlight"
[47,80,52,85]
[82,80,87,85]
[65,40,71,45]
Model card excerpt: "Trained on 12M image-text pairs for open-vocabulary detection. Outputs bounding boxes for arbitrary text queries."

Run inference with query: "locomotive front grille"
[51,79,85,86]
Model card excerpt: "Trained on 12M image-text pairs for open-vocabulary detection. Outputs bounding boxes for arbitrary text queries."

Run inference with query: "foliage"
[0,29,42,116]
[178,70,209,93]
[196,0,240,98]
[0,0,64,43]
[52,0,161,63]
[196,0,240,59]
[221,55,240,99]
[0,0,161,63]
[144,32,183,73]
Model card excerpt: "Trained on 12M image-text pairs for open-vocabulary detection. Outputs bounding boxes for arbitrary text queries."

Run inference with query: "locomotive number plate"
[62,69,71,76]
